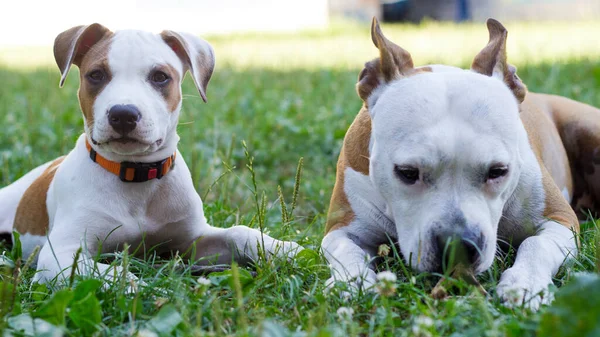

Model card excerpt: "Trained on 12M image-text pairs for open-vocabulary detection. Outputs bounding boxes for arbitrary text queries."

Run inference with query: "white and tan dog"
[322,18,596,309]
[0,24,300,285]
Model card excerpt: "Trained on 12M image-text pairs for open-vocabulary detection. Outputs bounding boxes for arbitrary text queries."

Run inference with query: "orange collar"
[85,139,176,183]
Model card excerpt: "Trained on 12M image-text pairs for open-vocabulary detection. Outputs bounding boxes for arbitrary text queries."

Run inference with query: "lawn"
[1,19,600,336]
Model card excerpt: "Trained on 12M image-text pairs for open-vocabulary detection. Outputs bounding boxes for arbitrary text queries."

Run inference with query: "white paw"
[98,270,141,293]
[266,239,304,260]
[497,267,554,310]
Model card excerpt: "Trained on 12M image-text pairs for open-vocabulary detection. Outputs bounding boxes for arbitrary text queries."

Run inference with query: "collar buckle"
[119,159,167,183]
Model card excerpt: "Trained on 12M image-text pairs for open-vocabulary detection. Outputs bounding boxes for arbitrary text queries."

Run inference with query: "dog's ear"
[357,18,421,107]
[54,23,112,87]
[471,19,527,103]
[160,31,215,103]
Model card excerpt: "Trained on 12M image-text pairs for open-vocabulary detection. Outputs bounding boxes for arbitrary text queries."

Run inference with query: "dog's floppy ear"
[471,19,527,103]
[357,18,422,107]
[161,31,215,103]
[54,23,112,87]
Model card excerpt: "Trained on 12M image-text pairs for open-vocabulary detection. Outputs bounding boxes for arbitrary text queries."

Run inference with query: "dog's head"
[54,24,215,158]
[360,19,527,274]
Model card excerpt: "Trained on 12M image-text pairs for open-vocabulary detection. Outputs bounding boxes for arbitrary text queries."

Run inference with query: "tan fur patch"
[532,93,600,219]
[520,93,579,232]
[54,24,111,80]
[14,157,66,236]
[471,19,527,103]
[155,64,182,112]
[355,18,432,105]
[357,59,430,105]
[77,34,114,131]
[160,30,215,103]
[325,108,372,233]
[54,26,83,73]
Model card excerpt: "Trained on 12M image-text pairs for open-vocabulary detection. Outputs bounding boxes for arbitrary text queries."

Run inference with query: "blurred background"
[2,0,600,69]
[1,0,600,46]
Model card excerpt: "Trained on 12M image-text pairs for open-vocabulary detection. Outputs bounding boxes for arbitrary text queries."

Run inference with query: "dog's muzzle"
[432,229,485,272]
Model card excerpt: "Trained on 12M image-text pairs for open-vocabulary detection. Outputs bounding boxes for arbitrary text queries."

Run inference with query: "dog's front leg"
[321,227,378,293]
[34,233,138,289]
[181,225,302,266]
[497,220,577,310]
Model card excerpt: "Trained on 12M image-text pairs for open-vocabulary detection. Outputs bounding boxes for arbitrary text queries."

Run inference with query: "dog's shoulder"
[325,107,373,233]
[14,156,66,236]
[341,107,372,175]
[524,92,600,222]
[502,92,579,236]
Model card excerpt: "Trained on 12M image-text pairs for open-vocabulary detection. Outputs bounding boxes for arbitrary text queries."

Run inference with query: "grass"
[1,19,600,336]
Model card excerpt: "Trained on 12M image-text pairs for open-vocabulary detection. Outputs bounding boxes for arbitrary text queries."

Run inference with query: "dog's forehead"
[107,30,183,74]
[372,71,520,138]
[388,117,513,166]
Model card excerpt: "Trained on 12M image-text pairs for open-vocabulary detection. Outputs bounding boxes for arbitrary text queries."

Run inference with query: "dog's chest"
[102,184,186,232]
[47,143,200,244]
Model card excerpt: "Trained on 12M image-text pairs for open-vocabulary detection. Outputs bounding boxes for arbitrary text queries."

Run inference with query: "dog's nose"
[435,230,483,271]
[460,238,481,265]
[107,104,141,135]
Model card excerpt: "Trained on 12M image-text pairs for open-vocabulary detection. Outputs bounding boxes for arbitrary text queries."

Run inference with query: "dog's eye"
[394,165,419,185]
[487,165,509,181]
[151,71,170,85]
[87,70,105,83]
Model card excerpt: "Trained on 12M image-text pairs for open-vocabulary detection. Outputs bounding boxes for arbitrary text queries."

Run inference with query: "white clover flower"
[410,315,435,337]
[415,315,434,328]
[376,271,397,297]
[135,329,158,337]
[197,277,212,287]
[376,271,397,283]
[336,306,354,320]
[411,325,432,337]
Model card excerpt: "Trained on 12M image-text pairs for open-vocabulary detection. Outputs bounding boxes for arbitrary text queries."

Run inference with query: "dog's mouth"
[91,137,162,147]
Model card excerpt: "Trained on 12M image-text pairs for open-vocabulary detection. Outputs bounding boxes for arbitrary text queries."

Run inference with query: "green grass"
[1,20,600,336]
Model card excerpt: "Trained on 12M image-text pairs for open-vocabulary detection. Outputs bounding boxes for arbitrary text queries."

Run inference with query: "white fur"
[322,68,577,309]
[19,233,47,261]
[0,29,301,287]
[371,72,523,273]
[322,225,378,291]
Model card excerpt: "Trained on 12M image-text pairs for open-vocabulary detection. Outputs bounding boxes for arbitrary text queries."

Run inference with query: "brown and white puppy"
[0,24,301,286]
[322,18,594,309]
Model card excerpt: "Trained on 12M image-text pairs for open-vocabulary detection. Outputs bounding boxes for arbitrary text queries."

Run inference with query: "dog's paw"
[280,240,305,259]
[497,267,554,310]
[265,239,304,260]
[99,270,142,293]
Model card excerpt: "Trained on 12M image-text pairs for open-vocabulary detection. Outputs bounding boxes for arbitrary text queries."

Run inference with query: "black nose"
[460,238,481,265]
[435,231,483,271]
[107,104,141,135]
